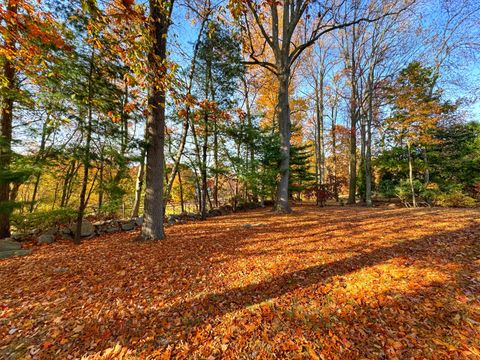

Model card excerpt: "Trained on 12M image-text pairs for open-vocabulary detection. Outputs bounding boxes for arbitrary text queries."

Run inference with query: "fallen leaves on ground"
[1,205,479,359]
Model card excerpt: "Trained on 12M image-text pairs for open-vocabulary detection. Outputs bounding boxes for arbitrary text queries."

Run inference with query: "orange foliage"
[1,205,479,358]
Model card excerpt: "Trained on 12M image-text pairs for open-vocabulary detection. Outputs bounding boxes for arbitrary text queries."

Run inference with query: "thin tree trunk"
[164,10,209,208]
[97,145,104,213]
[178,169,185,213]
[201,119,208,219]
[423,148,429,185]
[365,68,374,207]
[242,75,256,201]
[52,181,59,210]
[213,117,219,208]
[347,24,358,205]
[74,47,95,245]
[131,152,145,218]
[359,115,366,203]
[30,116,49,213]
[407,141,416,207]
[331,103,339,202]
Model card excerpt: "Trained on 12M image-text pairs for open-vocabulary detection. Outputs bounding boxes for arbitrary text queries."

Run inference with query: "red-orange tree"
[0,0,64,237]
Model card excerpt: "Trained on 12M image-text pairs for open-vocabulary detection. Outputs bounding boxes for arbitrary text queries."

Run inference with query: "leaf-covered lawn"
[1,205,479,359]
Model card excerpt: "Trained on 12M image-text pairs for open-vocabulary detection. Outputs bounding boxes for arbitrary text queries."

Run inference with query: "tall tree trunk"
[314,117,320,206]
[348,115,357,204]
[60,160,76,208]
[201,118,208,219]
[407,141,416,207]
[178,169,185,213]
[365,68,374,207]
[331,104,339,202]
[244,79,256,202]
[164,11,209,209]
[0,1,17,238]
[274,69,291,213]
[359,115,366,202]
[30,115,49,213]
[423,148,429,185]
[213,117,219,208]
[131,152,145,218]
[74,47,95,245]
[314,71,325,186]
[141,0,173,240]
[347,24,358,205]
[97,146,104,213]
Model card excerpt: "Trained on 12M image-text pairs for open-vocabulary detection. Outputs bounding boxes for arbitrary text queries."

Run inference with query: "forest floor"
[1,204,479,359]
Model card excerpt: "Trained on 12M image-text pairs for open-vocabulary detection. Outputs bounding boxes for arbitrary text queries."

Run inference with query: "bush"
[433,192,477,208]
[11,208,78,233]
[394,179,428,205]
[378,179,397,198]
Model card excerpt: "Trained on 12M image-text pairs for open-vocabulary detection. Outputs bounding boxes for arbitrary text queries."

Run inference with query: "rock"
[37,234,55,245]
[134,217,143,226]
[242,224,252,229]
[0,249,32,259]
[11,233,28,242]
[60,227,73,240]
[43,227,58,236]
[70,221,95,237]
[106,225,120,233]
[208,209,222,217]
[120,220,135,231]
[61,227,72,235]
[167,215,177,225]
[0,238,21,251]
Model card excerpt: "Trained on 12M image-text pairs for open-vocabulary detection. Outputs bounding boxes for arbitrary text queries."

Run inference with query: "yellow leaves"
[73,324,85,333]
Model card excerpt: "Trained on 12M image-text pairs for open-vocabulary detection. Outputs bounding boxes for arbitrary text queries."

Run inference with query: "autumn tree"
[141,0,175,240]
[0,0,64,237]
[231,0,411,213]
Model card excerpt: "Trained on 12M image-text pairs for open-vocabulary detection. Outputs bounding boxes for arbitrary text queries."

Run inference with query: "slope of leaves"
[1,205,479,359]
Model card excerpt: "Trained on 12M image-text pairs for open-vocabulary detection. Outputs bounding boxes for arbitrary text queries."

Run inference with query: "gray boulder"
[134,217,143,226]
[0,238,21,251]
[70,221,95,237]
[0,249,32,259]
[11,233,28,242]
[38,234,55,245]
[106,224,120,233]
[43,227,58,236]
[120,220,135,231]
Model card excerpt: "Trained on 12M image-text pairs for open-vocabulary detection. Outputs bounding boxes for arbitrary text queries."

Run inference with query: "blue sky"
[166,1,480,124]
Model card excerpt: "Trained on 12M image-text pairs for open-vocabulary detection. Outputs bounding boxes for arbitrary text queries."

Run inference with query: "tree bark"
[0,1,17,238]
[365,67,374,207]
[141,0,173,240]
[274,70,292,213]
[74,47,95,245]
[131,152,145,218]
[407,141,416,207]
[30,115,49,213]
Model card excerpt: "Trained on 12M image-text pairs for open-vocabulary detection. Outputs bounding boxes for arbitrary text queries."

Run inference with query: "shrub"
[378,179,397,198]
[433,192,477,208]
[11,208,78,233]
[394,179,428,205]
